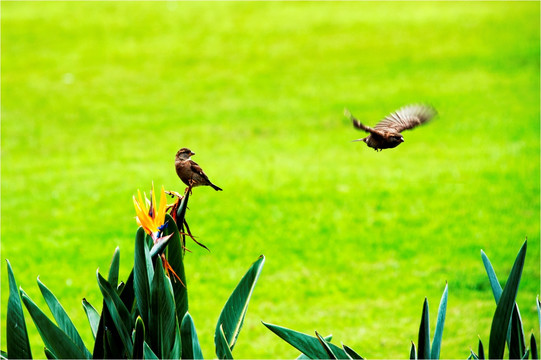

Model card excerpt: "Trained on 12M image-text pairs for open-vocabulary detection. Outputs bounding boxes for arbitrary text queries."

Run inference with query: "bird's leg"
[184,182,194,195]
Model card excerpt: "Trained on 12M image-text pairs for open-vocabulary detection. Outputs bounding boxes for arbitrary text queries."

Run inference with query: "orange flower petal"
[157,186,167,227]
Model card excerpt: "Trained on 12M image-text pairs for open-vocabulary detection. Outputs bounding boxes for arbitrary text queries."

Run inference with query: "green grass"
[1,2,539,359]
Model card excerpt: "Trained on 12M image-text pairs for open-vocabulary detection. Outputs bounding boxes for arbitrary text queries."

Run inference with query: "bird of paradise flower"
[133,183,183,284]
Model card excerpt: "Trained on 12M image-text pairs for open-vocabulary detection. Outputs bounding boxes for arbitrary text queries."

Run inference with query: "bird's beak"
[191,152,195,156]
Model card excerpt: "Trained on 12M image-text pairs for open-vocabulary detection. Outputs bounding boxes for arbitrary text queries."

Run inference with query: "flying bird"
[345,104,437,151]
[175,148,222,191]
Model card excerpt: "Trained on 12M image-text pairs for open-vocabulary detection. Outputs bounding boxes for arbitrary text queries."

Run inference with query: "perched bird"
[175,148,222,191]
[345,104,437,151]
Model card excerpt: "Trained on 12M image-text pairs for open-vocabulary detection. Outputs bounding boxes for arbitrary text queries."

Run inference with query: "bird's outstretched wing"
[344,108,386,137]
[374,104,436,133]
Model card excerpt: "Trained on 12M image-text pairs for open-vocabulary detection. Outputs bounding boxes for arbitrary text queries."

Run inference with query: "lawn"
[1,2,539,359]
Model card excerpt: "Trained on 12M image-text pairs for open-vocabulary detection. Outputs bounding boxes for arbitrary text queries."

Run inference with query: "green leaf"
[164,213,189,323]
[509,305,526,359]
[175,189,190,224]
[409,341,416,360]
[181,312,204,360]
[97,270,133,356]
[91,306,106,358]
[6,260,33,359]
[21,289,88,359]
[481,250,503,302]
[521,349,530,359]
[468,350,479,360]
[100,304,126,359]
[215,324,234,360]
[531,333,538,360]
[171,323,183,360]
[489,240,527,360]
[37,277,91,358]
[342,344,363,360]
[92,302,125,359]
[134,226,154,327]
[108,247,121,289]
[133,316,145,359]
[149,256,178,359]
[417,298,430,360]
[82,298,100,340]
[482,249,522,349]
[478,337,485,360]
[119,256,136,310]
[215,255,265,357]
[315,331,337,359]
[263,322,350,359]
[143,342,159,359]
[431,283,448,360]
[149,233,174,259]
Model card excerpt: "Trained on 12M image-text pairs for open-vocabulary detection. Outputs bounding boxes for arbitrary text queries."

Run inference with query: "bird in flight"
[175,148,222,191]
[345,104,437,151]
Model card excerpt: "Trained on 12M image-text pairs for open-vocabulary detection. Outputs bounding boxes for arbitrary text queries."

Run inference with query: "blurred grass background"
[1,2,539,358]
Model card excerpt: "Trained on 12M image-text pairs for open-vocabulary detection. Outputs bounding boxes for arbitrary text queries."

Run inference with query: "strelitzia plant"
[3,184,265,359]
[468,240,538,360]
[262,283,448,360]
[263,240,538,360]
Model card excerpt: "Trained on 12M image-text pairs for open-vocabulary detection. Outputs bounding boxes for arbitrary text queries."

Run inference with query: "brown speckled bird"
[175,148,222,191]
[345,104,437,151]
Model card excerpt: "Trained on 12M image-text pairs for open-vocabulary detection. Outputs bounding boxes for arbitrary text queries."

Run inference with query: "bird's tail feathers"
[344,108,357,122]
[345,109,372,132]
[345,109,362,131]
[352,119,373,133]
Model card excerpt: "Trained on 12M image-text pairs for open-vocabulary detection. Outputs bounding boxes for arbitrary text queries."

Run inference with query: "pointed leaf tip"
[409,341,416,360]
[181,312,204,360]
[431,283,448,360]
[215,255,265,354]
[418,297,430,360]
[488,241,527,359]
[263,322,349,359]
[315,331,337,359]
[37,278,91,358]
